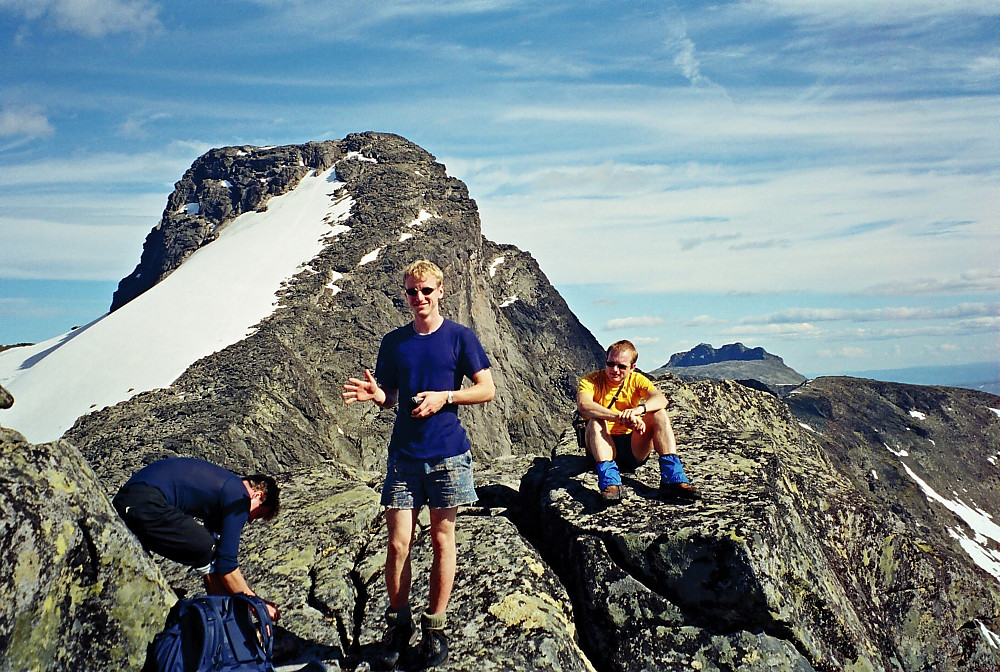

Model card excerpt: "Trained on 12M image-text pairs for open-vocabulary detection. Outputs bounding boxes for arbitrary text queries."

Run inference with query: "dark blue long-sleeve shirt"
[123,457,249,575]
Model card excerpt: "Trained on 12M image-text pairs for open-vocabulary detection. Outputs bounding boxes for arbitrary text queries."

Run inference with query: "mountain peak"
[654,342,805,395]
[665,342,770,367]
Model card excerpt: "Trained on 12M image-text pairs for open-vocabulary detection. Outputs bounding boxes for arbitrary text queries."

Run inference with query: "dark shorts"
[113,484,216,569]
[586,433,649,473]
[381,451,477,509]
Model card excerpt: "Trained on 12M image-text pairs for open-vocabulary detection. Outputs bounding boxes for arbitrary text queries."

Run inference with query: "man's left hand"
[411,390,448,418]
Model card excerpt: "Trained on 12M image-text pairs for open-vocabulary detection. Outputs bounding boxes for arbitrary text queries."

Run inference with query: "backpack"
[145,593,276,672]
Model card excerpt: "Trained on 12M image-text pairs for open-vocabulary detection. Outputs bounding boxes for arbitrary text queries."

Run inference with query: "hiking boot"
[418,626,449,668]
[600,484,623,504]
[659,481,700,502]
[372,617,414,670]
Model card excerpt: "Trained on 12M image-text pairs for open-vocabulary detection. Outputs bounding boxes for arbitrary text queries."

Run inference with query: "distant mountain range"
[838,361,999,395]
[652,343,998,397]
[651,342,807,396]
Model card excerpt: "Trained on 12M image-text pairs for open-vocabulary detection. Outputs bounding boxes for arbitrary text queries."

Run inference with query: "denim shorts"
[381,451,477,509]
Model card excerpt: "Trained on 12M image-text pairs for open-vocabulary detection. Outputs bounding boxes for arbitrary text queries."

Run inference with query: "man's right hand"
[342,369,380,405]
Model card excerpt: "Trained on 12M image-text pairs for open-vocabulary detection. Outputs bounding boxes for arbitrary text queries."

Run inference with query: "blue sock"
[596,460,622,490]
[659,455,690,484]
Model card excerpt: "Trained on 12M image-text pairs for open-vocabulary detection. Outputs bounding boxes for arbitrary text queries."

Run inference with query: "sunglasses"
[405,286,436,296]
[605,361,630,371]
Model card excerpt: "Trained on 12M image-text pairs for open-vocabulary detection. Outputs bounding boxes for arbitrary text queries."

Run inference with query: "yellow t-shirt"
[578,369,655,435]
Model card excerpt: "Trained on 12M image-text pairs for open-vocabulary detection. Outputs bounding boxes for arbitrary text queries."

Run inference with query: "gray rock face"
[0,427,175,671]
[0,383,11,409]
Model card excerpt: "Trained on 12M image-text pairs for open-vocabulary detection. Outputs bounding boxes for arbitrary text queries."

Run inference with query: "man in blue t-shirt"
[113,457,281,621]
[343,259,494,669]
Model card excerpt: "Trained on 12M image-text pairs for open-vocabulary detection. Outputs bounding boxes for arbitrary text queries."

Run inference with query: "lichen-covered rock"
[145,455,595,671]
[0,383,12,409]
[0,427,175,671]
[352,455,595,671]
[529,377,1000,672]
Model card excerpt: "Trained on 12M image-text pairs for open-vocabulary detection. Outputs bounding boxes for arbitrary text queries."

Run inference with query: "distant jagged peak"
[665,342,776,367]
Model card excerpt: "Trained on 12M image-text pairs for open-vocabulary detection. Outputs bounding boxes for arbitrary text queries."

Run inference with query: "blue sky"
[1,0,997,377]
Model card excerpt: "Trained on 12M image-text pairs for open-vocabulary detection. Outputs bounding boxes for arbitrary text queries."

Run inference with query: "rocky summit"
[1,136,999,672]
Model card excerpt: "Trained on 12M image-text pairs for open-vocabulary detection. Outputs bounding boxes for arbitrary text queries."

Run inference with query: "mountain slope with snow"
[0,168,352,443]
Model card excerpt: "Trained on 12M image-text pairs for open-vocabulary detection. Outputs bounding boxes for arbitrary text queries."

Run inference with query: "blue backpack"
[145,594,276,672]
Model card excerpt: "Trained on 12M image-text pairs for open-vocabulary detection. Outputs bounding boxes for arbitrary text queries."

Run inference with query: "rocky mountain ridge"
[2,135,999,671]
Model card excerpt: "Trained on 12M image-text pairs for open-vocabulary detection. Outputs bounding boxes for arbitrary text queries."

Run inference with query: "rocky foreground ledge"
[3,376,998,671]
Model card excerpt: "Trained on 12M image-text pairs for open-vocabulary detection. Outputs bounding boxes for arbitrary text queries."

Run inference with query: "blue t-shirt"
[375,318,491,460]
[123,457,249,575]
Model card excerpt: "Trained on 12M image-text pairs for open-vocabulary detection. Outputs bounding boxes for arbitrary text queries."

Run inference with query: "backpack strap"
[229,593,274,662]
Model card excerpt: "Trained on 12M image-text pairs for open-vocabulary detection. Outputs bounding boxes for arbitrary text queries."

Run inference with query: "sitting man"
[113,456,281,620]
[577,339,699,503]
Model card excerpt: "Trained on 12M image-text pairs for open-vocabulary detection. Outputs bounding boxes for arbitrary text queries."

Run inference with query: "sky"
[1,0,998,379]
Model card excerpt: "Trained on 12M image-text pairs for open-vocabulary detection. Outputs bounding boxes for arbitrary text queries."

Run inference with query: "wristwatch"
[637,403,647,414]
[447,390,454,405]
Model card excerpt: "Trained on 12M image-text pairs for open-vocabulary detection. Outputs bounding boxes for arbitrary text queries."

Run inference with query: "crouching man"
[577,339,699,504]
[113,456,281,621]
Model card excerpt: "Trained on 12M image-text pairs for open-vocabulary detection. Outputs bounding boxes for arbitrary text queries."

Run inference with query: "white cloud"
[740,302,998,325]
[862,269,999,296]
[117,112,171,139]
[741,0,999,25]
[0,0,161,37]
[0,106,54,140]
[604,316,665,330]
[817,347,869,358]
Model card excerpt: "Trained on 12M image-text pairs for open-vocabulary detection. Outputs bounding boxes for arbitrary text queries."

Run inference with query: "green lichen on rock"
[0,428,174,671]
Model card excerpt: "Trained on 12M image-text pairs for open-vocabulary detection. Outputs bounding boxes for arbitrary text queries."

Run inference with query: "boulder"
[0,427,175,671]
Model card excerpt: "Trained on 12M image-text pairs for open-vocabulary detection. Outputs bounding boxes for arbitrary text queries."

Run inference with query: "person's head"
[243,474,280,521]
[604,340,638,384]
[404,259,444,288]
[403,259,444,319]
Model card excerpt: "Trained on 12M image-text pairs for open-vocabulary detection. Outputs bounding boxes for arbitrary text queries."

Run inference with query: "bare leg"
[585,418,617,462]
[427,507,458,615]
[631,408,677,461]
[385,508,419,611]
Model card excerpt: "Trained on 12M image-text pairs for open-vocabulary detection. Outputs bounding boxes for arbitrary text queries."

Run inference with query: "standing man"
[577,339,699,504]
[112,456,281,620]
[342,259,495,669]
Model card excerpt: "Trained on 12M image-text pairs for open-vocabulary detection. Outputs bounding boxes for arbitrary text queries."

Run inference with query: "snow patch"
[884,442,908,458]
[180,203,200,215]
[489,256,505,278]
[326,271,344,295]
[359,247,383,266]
[989,407,1000,419]
[909,409,926,421]
[344,151,377,164]
[798,422,815,433]
[409,210,435,227]
[979,620,1000,649]
[500,295,519,308]
[0,167,353,443]
[870,470,878,480]
[899,460,1000,582]
[399,233,414,242]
